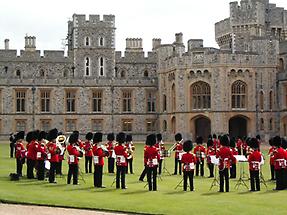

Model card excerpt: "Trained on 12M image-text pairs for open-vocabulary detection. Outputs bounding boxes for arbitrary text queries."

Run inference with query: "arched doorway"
[194,117,211,142]
[229,116,247,139]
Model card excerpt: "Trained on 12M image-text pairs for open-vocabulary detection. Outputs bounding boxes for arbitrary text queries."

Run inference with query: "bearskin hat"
[175,133,182,142]
[32,130,39,141]
[146,134,156,146]
[183,140,193,152]
[196,136,203,145]
[207,138,213,147]
[156,133,162,141]
[256,135,261,140]
[212,134,217,139]
[47,128,58,141]
[269,138,274,146]
[38,131,47,141]
[69,133,78,144]
[281,138,287,149]
[116,132,126,144]
[126,134,132,142]
[107,133,115,141]
[273,136,281,147]
[250,138,259,149]
[85,132,93,141]
[25,131,34,143]
[220,135,230,146]
[230,137,236,148]
[16,131,25,141]
[73,130,79,139]
[93,132,103,143]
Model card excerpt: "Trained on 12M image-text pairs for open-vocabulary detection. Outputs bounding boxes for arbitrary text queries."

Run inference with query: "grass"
[0,142,286,215]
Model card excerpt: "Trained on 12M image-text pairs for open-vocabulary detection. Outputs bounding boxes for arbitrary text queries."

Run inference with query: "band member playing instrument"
[36,131,47,180]
[236,137,243,155]
[155,133,165,175]
[106,133,115,173]
[206,138,215,178]
[67,133,83,185]
[125,134,135,174]
[248,138,262,192]
[15,131,26,177]
[181,140,196,191]
[92,132,107,188]
[242,137,248,156]
[144,134,160,191]
[84,132,93,173]
[268,138,276,180]
[194,136,206,177]
[173,133,183,175]
[212,134,220,150]
[216,135,236,192]
[46,128,60,183]
[272,136,287,190]
[114,132,128,189]
[26,131,39,179]
[229,138,238,179]
[56,132,66,176]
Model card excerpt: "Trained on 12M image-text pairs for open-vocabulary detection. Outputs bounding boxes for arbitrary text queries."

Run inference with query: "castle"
[0,0,287,142]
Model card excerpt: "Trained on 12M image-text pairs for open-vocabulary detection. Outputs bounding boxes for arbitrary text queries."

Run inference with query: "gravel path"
[0,203,128,215]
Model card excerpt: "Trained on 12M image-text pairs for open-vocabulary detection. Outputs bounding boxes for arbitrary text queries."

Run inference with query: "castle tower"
[24,36,36,51]
[4,39,9,50]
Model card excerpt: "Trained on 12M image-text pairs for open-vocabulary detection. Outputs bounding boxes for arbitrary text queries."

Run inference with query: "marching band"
[8,129,287,192]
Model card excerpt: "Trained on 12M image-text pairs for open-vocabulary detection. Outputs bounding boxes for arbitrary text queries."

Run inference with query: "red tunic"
[268,146,276,165]
[46,142,59,163]
[236,139,243,151]
[84,141,93,157]
[213,139,221,149]
[36,143,47,161]
[144,146,160,167]
[26,140,38,160]
[248,150,262,171]
[216,146,236,170]
[231,147,238,164]
[273,147,287,170]
[206,146,216,164]
[114,144,128,166]
[174,142,183,159]
[67,145,82,165]
[155,141,166,159]
[106,141,115,157]
[15,141,26,159]
[194,145,206,161]
[181,152,196,171]
[92,145,105,166]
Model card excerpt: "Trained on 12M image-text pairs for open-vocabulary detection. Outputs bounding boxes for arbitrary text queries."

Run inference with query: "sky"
[1,0,287,53]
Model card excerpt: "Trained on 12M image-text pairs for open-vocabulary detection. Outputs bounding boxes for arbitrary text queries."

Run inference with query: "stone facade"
[1,0,287,141]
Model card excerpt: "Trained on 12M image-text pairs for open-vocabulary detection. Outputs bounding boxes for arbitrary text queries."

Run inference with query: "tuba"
[56,135,67,155]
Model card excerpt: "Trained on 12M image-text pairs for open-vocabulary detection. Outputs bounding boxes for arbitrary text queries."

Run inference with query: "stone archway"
[194,116,211,142]
[229,116,247,139]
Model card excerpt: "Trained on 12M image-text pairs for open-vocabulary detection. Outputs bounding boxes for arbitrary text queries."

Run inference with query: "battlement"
[188,39,204,51]
[215,18,231,38]
[72,14,115,27]
[125,38,143,52]
[115,50,156,63]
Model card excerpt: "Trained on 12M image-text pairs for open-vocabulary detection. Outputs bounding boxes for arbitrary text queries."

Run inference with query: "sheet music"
[234,155,248,162]
[210,155,219,165]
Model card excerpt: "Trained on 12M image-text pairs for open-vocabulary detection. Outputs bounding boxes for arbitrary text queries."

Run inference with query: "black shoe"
[139,179,144,182]
[100,186,106,188]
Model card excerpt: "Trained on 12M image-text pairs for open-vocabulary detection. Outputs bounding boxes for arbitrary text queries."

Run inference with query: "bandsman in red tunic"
[247,138,262,192]
[26,131,39,179]
[36,131,47,180]
[216,135,236,192]
[155,133,165,175]
[212,134,220,150]
[92,132,107,188]
[15,131,26,177]
[84,132,93,173]
[106,133,115,173]
[114,132,128,189]
[125,134,135,174]
[66,133,83,185]
[229,138,238,178]
[173,133,183,175]
[206,138,216,178]
[181,140,196,191]
[236,137,243,155]
[144,134,160,191]
[194,136,206,177]
[139,144,148,181]
[268,138,276,180]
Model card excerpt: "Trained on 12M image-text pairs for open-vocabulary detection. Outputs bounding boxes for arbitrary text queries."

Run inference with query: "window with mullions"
[122,119,133,132]
[122,90,132,112]
[146,119,157,132]
[40,90,50,112]
[147,91,156,112]
[231,80,247,109]
[191,81,211,110]
[92,90,102,112]
[16,90,26,112]
[99,57,104,76]
[85,57,90,76]
[66,91,76,112]
[15,120,26,132]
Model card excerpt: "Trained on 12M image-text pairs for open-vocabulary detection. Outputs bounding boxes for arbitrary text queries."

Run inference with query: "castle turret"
[125,38,143,52]
[4,39,9,50]
[25,36,36,51]
[173,33,185,57]
[152,38,161,50]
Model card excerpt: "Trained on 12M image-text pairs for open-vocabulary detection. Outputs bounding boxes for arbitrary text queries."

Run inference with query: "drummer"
[155,133,165,175]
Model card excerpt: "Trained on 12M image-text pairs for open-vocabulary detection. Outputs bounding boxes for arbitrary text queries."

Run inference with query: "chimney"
[175,33,183,44]
[152,38,161,50]
[4,39,9,50]
[25,36,36,51]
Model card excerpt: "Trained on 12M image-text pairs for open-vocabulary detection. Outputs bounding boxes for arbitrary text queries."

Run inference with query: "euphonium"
[56,135,67,155]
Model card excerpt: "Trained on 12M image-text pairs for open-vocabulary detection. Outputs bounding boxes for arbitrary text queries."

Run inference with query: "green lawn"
[0,142,286,215]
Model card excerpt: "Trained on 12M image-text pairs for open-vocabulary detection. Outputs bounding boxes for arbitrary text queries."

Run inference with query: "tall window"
[40,90,50,112]
[269,118,273,131]
[16,69,21,78]
[91,119,103,132]
[163,94,167,112]
[99,37,104,46]
[85,57,90,76]
[231,80,247,109]
[40,119,51,132]
[92,90,102,112]
[146,119,157,132]
[122,119,133,132]
[171,84,176,112]
[259,91,264,111]
[269,91,273,110]
[163,120,167,132]
[85,37,90,46]
[122,90,132,112]
[191,81,211,110]
[66,90,76,112]
[65,119,77,132]
[99,57,104,76]
[15,120,26,132]
[147,91,156,112]
[16,90,26,112]
[260,118,264,130]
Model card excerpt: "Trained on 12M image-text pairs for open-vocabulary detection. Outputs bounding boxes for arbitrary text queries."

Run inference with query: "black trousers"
[67,163,79,184]
[195,160,204,176]
[27,159,35,179]
[16,158,24,176]
[207,163,214,177]
[238,149,242,155]
[126,158,133,174]
[174,158,182,175]
[230,164,236,178]
[49,162,57,183]
[183,171,194,191]
[250,170,260,191]
[94,165,103,187]
[270,164,275,180]
[56,160,63,175]
[10,143,15,158]
[158,159,163,175]
[147,166,157,191]
[275,169,285,190]
[139,166,147,181]
[219,168,229,192]
[37,160,45,180]
[116,166,126,189]
[108,157,115,173]
[85,156,92,173]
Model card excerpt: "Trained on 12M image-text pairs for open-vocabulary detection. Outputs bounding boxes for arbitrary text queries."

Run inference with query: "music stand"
[209,156,220,191]
[110,177,116,187]
[78,166,86,184]
[174,178,184,190]
[234,155,248,190]
[259,158,267,189]
[162,150,172,176]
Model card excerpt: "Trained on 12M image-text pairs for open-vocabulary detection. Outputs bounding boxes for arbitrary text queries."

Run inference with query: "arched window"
[40,69,45,77]
[269,118,273,131]
[171,84,176,112]
[144,70,149,77]
[163,120,167,132]
[85,57,90,76]
[260,118,264,130]
[63,69,68,78]
[99,57,104,76]
[16,69,21,77]
[259,91,264,110]
[279,58,284,72]
[85,37,90,46]
[99,37,104,46]
[191,81,211,110]
[231,80,247,109]
[269,90,273,110]
[163,94,167,112]
[120,70,125,78]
